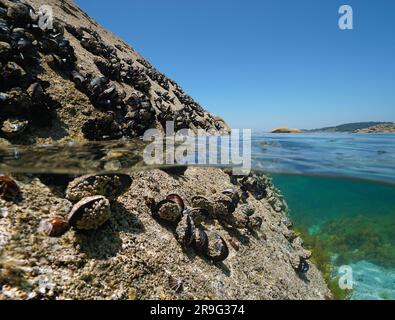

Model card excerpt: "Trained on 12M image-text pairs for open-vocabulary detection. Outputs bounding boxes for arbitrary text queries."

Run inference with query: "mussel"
[175,213,195,248]
[153,194,184,224]
[40,216,70,237]
[212,194,235,216]
[182,207,206,226]
[193,228,208,254]
[191,195,215,216]
[222,188,240,206]
[205,232,229,262]
[68,195,111,230]
[66,174,132,202]
[0,174,21,201]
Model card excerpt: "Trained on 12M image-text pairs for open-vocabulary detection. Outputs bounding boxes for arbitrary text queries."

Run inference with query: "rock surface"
[0,0,230,145]
[1,169,330,300]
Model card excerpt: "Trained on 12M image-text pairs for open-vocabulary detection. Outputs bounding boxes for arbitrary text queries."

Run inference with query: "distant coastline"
[306,122,394,133]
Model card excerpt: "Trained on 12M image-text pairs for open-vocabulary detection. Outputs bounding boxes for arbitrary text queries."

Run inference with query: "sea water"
[253,132,395,300]
[1,132,394,299]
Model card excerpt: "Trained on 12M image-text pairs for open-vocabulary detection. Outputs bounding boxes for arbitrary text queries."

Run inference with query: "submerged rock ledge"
[1,168,330,299]
[0,0,330,299]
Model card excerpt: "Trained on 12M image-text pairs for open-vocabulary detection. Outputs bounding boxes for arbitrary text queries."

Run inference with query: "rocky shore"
[353,123,395,133]
[271,128,302,134]
[0,0,331,300]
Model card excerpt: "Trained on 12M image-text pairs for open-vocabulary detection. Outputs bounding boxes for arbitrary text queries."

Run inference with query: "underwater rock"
[40,216,70,237]
[0,174,20,201]
[68,195,111,230]
[66,174,133,202]
[175,213,195,248]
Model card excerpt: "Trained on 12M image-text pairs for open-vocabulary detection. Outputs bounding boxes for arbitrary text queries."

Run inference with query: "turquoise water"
[253,133,395,300]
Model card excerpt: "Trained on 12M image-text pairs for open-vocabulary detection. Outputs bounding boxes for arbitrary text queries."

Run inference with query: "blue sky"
[75,0,395,131]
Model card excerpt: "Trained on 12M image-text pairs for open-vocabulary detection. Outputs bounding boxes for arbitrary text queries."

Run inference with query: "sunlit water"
[1,132,394,300]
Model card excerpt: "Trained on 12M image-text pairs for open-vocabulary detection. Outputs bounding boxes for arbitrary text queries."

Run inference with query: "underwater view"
[257,133,395,300]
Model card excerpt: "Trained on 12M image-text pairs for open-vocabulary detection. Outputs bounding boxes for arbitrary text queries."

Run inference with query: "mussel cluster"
[124,92,156,137]
[151,188,265,262]
[0,0,71,138]
[152,193,229,262]
[41,174,132,237]
[146,68,170,91]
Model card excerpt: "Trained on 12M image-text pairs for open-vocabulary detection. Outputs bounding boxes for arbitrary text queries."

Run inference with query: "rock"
[271,127,303,133]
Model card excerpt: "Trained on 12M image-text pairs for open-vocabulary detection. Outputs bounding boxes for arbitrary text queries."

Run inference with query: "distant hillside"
[308,122,392,133]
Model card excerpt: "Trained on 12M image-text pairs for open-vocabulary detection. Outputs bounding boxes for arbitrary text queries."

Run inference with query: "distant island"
[307,122,395,133]
[271,127,303,133]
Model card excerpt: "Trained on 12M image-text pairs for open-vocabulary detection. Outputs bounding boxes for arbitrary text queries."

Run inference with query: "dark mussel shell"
[193,228,208,254]
[41,216,70,237]
[71,70,86,88]
[67,195,111,230]
[191,195,215,215]
[175,213,195,248]
[183,207,206,226]
[205,232,229,262]
[0,19,10,41]
[161,166,188,176]
[247,216,263,231]
[0,41,11,57]
[0,7,7,19]
[6,3,31,23]
[213,194,235,216]
[153,199,182,224]
[222,188,240,206]
[238,203,255,217]
[66,174,133,202]
[298,258,309,274]
[166,194,185,211]
[0,174,21,201]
